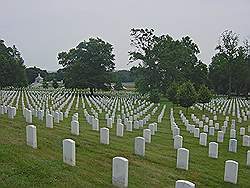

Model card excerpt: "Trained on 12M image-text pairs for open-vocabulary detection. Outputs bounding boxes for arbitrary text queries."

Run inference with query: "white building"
[30,73,43,87]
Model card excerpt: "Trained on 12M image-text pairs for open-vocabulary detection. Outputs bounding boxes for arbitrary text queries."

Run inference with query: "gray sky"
[0,0,250,71]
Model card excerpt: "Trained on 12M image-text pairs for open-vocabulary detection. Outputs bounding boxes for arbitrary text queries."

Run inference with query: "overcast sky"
[0,0,250,71]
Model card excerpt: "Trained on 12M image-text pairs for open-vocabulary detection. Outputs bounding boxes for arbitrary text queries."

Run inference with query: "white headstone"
[143,129,151,143]
[209,142,218,159]
[26,109,32,123]
[134,137,145,156]
[116,123,124,137]
[199,133,207,146]
[230,129,236,139]
[100,128,109,145]
[174,135,183,150]
[92,118,99,131]
[176,148,189,170]
[54,111,60,123]
[224,160,238,184]
[203,125,208,133]
[175,180,195,188]
[209,120,213,126]
[209,127,215,136]
[112,157,128,187]
[63,139,75,166]
[247,151,250,166]
[229,139,237,153]
[194,128,200,138]
[215,123,219,130]
[26,125,37,149]
[242,135,250,147]
[217,131,224,143]
[148,124,155,135]
[46,114,53,128]
[173,127,180,138]
[71,120,79,135]
[126,121,133,132]
[107,117,112,128]
[240,127,245,136]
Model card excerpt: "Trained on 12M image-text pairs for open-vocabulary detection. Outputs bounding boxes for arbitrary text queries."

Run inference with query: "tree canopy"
[0,40,27,87]
[197,84,212,104]
[58,38,115,93]
[177,81,197,110]
[129,28,208,95]
[209,30,250,96]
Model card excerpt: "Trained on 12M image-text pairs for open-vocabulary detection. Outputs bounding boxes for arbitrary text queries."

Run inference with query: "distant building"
[30,73,43,87]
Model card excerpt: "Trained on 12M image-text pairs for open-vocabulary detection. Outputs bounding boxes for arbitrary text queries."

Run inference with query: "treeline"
[0,40,64,88]
[0,29,249,98]
[0,40,27,87]
[209,30,250,96]
[26,67,64,84]
[129,29,250,98]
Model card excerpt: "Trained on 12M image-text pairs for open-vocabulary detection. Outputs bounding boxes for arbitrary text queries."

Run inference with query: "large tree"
[129,28,208,94]
[177,81,197,113]
[0,39,27,87]
[209,30,250,96]
[197,84,212,111]
[58,38,115,93]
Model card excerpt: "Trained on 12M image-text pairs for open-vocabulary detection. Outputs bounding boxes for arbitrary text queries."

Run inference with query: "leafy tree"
[45,68,65,82]
[129,28,207,95]
[58,38,115,94]
[111,70,134,83]
[177,81,197,112]
[166,82,179,107]
[209,30,250,97]
[0,40,27,87]
[197,84,212,111]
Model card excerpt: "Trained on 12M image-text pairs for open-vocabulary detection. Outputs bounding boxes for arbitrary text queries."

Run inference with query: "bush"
[177,81,197,110]
[166,82,179,106]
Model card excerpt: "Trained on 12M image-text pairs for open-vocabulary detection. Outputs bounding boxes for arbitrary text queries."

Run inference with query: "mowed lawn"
[0,98,250,188]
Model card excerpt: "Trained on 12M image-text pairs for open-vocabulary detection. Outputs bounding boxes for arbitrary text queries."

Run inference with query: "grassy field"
[0,97,249,188]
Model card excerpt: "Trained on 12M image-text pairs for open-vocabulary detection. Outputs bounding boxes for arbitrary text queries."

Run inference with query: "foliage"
[129,28,208,95]
[58,38,115,94]
[209,30,250,96]
[112,70,134,83]
[166,82,179,105]
[45,69,64,82]
[0,40,27,87]
[177,81,197,109]
[197,84,212,104]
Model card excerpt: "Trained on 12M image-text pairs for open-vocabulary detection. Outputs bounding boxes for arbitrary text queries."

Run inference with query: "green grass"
[0,97,250,188]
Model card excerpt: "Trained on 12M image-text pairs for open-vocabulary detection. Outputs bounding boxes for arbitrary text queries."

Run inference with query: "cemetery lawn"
[0,98,250,188]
